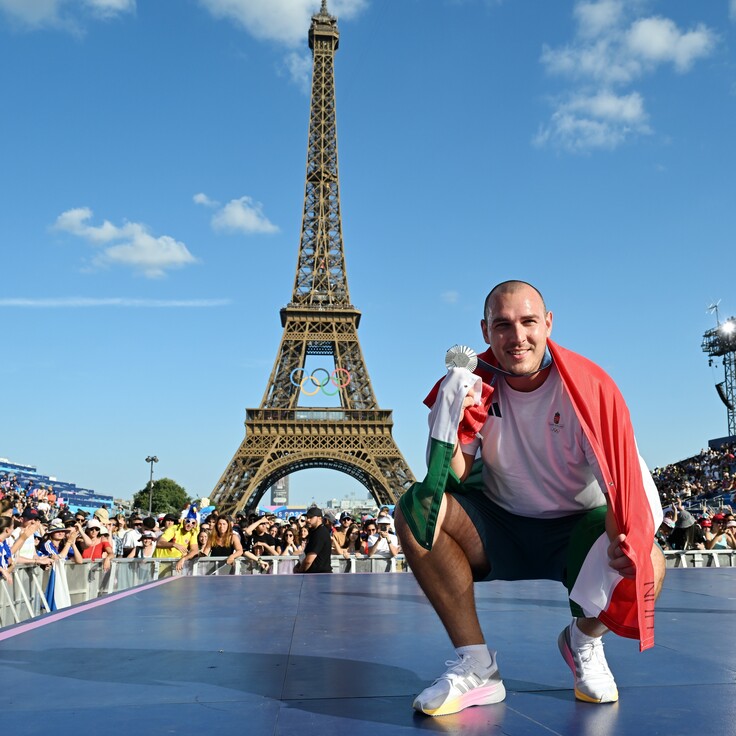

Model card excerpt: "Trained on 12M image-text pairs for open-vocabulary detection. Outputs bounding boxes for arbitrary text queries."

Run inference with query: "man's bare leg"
[396,495,506,716]
[395,494,490,647]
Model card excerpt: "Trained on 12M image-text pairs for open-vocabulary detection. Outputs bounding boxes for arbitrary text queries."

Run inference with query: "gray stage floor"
[1,568,735,735]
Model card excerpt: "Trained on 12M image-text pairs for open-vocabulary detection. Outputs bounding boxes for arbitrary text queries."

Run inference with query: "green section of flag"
[399,442,484,550]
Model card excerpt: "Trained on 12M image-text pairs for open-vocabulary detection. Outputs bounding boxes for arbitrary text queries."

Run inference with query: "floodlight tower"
[702,312,736,436]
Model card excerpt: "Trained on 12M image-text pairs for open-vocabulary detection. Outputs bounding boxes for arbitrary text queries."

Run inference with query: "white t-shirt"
[461,367,607,518]
[11,526,38,560]
[121,528,142,551]
[367,532,399,558]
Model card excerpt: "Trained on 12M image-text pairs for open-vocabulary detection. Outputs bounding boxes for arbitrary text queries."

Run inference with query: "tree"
[132,477,190,516]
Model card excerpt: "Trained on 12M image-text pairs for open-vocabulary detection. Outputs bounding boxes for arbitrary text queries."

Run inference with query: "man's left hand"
[607,533,635,579]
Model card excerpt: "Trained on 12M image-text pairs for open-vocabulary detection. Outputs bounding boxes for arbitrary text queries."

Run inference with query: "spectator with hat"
[39,519,83,563]
[93,507,110,527]
[669,499,698,550]
[294,507,332,573]
[81,519,113,571]
[332,511,353,552]
[367,515,400,559]
[138,532,157,559]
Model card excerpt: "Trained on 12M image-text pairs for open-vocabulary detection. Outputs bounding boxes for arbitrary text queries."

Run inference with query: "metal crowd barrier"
[3,551,732,629]
[663,550,736,568]
[0,554,409,629]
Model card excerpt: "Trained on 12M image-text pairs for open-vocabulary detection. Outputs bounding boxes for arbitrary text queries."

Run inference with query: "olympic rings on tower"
[289,367,351,396]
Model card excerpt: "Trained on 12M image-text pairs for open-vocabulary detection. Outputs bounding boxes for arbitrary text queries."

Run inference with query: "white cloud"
[731,0,736,22]
[0,297,230,308]
[0,0,62,27]
[568,89,647,123]
[84,0,135,17]
[283,51,312,91]
[196,193,279,234]
[197,0,367,47]
[0,0,133,29]
[441,291,459,305]
[53,207,197,279]
[626,17,716,72]
[541,38,642,86]
[574,0,623,39]
[537,1,717,152]
[193,192,219,208]
[534,91,650,152]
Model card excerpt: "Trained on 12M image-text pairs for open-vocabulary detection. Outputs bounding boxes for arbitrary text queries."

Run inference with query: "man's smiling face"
[481,284,552,390]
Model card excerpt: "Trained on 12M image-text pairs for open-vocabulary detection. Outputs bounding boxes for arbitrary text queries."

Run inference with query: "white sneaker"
[558,622,619,703]
[413,651,506,716]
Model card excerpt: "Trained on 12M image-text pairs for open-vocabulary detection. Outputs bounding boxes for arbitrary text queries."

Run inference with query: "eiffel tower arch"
[211,1,416,515]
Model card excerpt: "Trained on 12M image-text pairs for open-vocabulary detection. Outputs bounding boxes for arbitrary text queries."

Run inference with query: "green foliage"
[132,477,190,516]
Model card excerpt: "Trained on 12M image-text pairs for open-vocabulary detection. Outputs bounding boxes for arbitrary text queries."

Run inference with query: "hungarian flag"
[399,339,662,651]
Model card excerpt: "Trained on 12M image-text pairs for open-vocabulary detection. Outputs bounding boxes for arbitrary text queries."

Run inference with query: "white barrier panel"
[0,555,410,628]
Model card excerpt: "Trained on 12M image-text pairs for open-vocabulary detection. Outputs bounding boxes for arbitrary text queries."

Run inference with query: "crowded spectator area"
[1,441,735,594]
[0,458,114,517]
[652,442,736,507]
[649,441,736,552]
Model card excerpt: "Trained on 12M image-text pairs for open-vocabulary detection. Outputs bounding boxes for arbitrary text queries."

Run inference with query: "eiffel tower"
[211,1,415,515]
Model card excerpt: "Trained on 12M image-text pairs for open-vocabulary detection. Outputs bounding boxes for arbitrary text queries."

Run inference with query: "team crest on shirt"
[549,411,563,433]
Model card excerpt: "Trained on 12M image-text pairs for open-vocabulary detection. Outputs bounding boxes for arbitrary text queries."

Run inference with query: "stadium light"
[145,455,159,515]
[702,314,736,437]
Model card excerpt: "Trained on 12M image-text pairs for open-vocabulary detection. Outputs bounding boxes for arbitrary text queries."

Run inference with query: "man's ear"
[480,319,491,345]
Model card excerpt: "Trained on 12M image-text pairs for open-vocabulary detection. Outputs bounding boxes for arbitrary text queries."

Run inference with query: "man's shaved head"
[483,280,547,323]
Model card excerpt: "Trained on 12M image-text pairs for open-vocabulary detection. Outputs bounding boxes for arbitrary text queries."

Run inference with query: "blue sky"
[1,0,735,508]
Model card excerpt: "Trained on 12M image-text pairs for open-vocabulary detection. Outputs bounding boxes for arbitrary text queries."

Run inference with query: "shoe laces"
[437,655,481,684]
[576,637,613,677]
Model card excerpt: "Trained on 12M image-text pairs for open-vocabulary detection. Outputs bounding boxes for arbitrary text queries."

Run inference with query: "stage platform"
[2,568,734,735]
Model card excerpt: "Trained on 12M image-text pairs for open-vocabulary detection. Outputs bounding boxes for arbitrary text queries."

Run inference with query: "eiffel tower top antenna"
[294,0,348,313]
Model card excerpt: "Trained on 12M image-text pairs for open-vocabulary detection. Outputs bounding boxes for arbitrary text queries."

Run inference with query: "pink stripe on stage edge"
[0,575,178,642]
